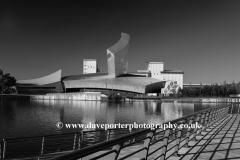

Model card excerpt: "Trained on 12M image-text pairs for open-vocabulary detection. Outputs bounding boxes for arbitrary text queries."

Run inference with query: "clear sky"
[1,0,240,84]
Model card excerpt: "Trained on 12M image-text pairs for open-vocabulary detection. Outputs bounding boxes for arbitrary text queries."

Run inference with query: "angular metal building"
[62,33,165,94]
[16,70,63,95]
[16,33,165,94]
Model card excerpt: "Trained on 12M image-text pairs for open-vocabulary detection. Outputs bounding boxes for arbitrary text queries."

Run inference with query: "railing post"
[208,109,214,126]
[2,140,6,159]
[206,109,214,128]
[78,132,81,149]
[192,114,201,141]
[202,111,209,131]
[183,118,193,148]
[220,106,227,119]
[112,142,124,160]
[41,137,45,155]
[223,106,229,116]
[160,128,171,160]
[210,109,217,125]
[0,141,1,159]
[0,143,1,159]
[198,112,206,135]
[213,107,223,124]
[107,129,111,140]
[141,131,154,160]
[238,104,240,114]
[80,131,84,147]
[231,104,234,114]
[129,128,136,143]
[218,107,226,120]
[173,124,182,157]
[212,108,218,123]
[73,133,77,151]
[216,107,223,120]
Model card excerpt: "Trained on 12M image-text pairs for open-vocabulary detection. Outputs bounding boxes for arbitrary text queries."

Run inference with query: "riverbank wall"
[30,92,101,101]
[125,98,160,102]
[30,93,161,102]
[1,94,239,103]
[0,94,30,99]
[0,93,160,102]
[161,98,240,103]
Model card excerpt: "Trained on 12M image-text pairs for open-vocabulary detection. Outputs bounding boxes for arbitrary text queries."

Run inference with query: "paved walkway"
[173,114,240,160]
[82,114,240,160]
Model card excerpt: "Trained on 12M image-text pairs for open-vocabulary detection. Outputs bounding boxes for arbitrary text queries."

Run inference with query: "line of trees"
[179,81,240,97]
[0,69,17,94]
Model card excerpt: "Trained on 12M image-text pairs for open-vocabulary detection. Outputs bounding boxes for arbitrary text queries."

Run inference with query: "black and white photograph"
[1,0,240,159]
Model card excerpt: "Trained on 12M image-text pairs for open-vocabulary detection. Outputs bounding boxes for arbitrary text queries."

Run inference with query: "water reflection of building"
[144,102,164,125]
[80,101,101,129]
[106,103,116,125]
[161,102,194,122]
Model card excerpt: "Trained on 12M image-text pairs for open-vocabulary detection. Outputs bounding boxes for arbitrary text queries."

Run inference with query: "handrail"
[0,128,132,159]
[49,129,151,160]
[50,104,232,160]
[3,132,81,141]
[1,132,81,159]
[170,104,224,123]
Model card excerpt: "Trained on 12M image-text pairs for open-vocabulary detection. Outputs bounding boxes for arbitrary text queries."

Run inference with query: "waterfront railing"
[48,104,235,160]
[0,128,132,159]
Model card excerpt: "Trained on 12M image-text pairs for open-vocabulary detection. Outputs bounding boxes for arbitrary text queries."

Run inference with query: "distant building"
[62,33,165,94]
[147,62,164,79]
[144,62,184,95]
[83,59,97,74]
[15,33,167,95]
[161,70,184,89]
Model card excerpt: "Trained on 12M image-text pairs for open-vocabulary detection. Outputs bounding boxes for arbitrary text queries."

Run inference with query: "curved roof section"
[63,74,165,93]
[17,70,61,85]
[107,33,130,54]
[62,73,108,81]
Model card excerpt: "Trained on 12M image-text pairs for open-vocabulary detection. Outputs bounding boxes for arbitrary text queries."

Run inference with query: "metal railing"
[0,132,81,159]
[49,104,234,160]
[0,128,132,159]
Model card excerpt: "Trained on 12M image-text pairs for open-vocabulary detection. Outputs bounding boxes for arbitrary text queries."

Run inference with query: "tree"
[0,69,3,94]
[199,82,202,97]
[0,70,17,94]
[178,87,183,96]
[97,65,101,73]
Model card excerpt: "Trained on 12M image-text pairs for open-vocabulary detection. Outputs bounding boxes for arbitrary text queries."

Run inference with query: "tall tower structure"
[107,33,130,78]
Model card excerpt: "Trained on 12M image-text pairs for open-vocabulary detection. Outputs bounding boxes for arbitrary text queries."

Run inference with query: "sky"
[1,0,240,84]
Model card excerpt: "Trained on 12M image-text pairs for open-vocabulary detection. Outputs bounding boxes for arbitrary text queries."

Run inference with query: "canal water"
[0,99,221,140]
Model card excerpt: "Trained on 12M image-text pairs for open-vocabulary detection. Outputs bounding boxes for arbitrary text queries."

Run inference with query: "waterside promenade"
[48,104,239,160]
